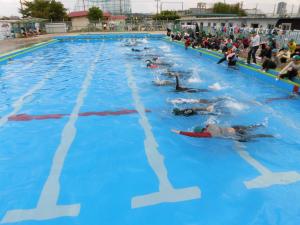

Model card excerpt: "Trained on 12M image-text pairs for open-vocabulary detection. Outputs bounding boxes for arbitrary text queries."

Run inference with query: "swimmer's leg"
[237,134,274,142]
[232,124,264,132]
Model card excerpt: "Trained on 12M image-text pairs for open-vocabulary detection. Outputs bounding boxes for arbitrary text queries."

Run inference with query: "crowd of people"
[167,28,300,83]
[125,38,274,142]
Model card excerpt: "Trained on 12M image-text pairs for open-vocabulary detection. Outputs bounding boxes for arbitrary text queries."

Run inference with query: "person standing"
[247,32,260,64]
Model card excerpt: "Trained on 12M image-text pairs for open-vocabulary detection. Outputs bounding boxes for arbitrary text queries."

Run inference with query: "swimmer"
[172,123,273,142]
[173,105,217,116]
[153,79,174,86]
[169,98,223,104]
[265,85,299,103]
[146,61,159,69]
[175,75,209,93]
[132,48,142,52]
[146,59,173,68]
[162,71,182,77]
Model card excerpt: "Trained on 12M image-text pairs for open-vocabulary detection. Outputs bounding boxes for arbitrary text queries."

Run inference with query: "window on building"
[221,23,225,26]
[281,23,291,30]
[251,24,259,28]
[208,22,211,27]
[267,24,275,29]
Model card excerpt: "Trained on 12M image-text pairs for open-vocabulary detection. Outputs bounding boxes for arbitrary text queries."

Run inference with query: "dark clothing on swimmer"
[132,48,142,52]
[173,107,218,116]
[174,124,273,142]
[175,76,208,93]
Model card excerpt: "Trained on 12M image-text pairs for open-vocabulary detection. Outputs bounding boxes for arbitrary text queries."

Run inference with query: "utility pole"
[255,3,258,16]
[273,3,276,16]
[82,0,86,11]
[19,0,24,18]
[155,0,160,15]
[120,0,123,15]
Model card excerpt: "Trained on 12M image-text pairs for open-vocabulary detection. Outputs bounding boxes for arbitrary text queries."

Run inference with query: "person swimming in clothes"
[172,123,273,142]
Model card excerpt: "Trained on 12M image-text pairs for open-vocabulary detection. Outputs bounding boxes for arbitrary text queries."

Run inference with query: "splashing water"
[159,45,171,52]
[169,98,204,104]
[224,99,248,111]
[209,82,224,90]
[188,67,202,83]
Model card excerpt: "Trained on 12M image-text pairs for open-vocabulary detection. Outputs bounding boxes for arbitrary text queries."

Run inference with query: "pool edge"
[162,37,300,93]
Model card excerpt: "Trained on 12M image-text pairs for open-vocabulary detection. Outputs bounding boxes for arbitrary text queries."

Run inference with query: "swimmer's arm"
[279,61,293,75]
[171,129,212,138]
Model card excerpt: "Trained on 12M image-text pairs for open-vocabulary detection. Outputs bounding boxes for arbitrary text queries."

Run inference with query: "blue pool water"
[0,35,300,225]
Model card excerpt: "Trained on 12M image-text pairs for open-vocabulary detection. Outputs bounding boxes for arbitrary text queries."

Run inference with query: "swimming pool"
[0,34,300,225]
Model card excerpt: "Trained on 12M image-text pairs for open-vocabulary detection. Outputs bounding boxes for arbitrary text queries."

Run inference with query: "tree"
[153,10,180,21]
[49,0,67,21]
[88,7,103,23]
[212,2,247,16]
[20,0,67,21]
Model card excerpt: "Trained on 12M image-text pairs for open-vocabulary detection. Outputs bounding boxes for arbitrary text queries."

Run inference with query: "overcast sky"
[1,0,300,16]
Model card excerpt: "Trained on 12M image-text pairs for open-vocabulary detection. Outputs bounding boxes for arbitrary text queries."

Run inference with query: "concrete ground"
[0,32,164,55]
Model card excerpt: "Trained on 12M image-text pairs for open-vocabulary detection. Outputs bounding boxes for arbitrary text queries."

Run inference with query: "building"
[178,16,300,31]
[0,20,13,40]
[68,11,90,31]
[100,0,131,15]
[68,10,127,31]
[298,5,300,15]
[244,8,266,17]
[277,2,287,16]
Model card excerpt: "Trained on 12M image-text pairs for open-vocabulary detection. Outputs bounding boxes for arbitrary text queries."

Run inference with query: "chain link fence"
[42,20,173,33]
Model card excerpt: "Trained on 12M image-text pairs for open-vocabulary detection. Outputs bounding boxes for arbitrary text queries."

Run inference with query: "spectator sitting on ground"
[277,45,291,64]
[261,49,280,72]
[277,55,300,81]
[259,43,272,62]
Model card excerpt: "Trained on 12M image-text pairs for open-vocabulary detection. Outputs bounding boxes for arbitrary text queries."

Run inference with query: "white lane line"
[0,59,68,128]
[125,64,201,209]
[1,43,104,224]
[235,141,300,189]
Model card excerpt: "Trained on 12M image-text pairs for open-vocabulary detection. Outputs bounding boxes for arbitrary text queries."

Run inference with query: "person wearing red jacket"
[172,124,273,142]
[185,37,191,49]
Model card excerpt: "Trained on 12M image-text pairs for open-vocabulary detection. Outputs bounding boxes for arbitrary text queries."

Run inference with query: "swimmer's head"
[173,108,181,115]
[194,126,204,133]
[293,55,300,61]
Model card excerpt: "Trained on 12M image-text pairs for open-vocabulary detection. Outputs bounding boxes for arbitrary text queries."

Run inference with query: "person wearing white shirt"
[247,32,260,64]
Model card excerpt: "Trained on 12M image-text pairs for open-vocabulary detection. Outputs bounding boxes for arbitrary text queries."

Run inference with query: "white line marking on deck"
[1,43,104,224]
[235,142,300,189]
[0,59,67,128]
[125,64,201,209]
